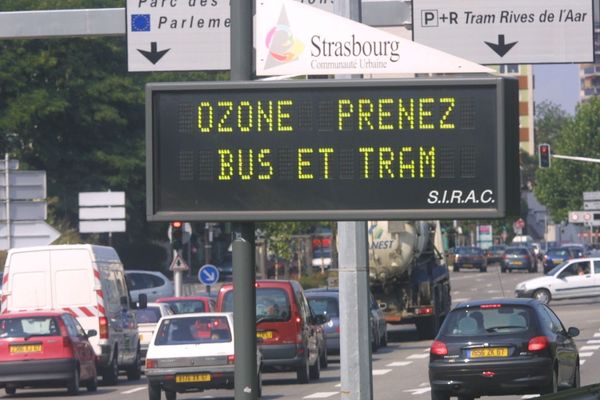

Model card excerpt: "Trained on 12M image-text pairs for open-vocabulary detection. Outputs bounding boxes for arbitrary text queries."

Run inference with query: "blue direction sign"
[198,264,220,286]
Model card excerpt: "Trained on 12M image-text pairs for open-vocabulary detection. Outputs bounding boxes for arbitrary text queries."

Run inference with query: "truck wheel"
[102,350,119,386]
[296,357,310,384]
[126,349,141,381]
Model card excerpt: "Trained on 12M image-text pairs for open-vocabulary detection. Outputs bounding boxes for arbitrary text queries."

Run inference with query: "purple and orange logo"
[264,8,304,69]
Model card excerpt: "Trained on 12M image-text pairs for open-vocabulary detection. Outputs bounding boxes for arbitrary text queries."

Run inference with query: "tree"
[534,97,600,222]
[535,100,570,146]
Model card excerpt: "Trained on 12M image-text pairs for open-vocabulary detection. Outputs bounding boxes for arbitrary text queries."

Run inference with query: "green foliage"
[534,97,600,222]
[298,270,331,290]
[258,222,315,262]
[534,101,570,147]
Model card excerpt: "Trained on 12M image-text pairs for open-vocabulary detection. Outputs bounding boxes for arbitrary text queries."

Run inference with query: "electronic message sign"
[146,78,519,221]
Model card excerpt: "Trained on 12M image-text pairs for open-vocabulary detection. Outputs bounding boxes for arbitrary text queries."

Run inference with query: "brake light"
[99,317,109,339]
[227,355,235,364]
[145,359,157,369]
[480,304,502,309]
[430,340,448,356]
[528,336,549,351]
[416,307,433,315]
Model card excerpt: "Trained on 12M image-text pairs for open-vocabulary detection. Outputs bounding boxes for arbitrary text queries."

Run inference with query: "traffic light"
[170,221,183,250]
[538,143,551,168]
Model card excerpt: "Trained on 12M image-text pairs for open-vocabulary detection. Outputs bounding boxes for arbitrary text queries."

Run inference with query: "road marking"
[580,345,600,351]
[581,360,587,365]
[521,395,539,399]
[403,387,431,395]
[121,386,146,395]
[587,339,600,344]
[373,369,392,376]
[304,392,338,398]
[407,353,430,359]
[594,332,600,338]
[335,384,341,388]
[579,352,593,357]
[386,361,413,367]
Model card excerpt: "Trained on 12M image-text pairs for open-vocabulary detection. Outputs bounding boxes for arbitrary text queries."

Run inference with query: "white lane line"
[579,352,593,357]
[373,369,392,376]
[581,360,587,365]
[304,392,338,398]
[407,353,430,359]
[594,332,600,338]
[403,387,431,395]
[521,395,539,399]
[580,345,600,351]
[121,386,146,395]
[587,340,600,344]
[386,361,413,367]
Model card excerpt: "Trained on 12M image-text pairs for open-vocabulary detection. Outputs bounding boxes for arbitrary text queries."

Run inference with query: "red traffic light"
[538,143,551,168]
[171,221,183,229]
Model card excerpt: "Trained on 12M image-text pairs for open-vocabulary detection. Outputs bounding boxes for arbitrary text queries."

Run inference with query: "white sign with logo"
[255,0,493,76]
[412,0,593,64]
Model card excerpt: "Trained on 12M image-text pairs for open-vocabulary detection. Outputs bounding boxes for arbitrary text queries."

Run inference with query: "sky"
[533,64,581,115]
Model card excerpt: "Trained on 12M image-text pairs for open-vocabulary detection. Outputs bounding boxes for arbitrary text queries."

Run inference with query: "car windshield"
[458,247,483,255]
[222,287,291,322]
[164,300,206,314]
[506,248,528,255]
[134,307,162,323]
[0,317,61,338]
[547,249,569,257]
[546,261,569,275]
[307,296,339,318]
[440,305,534,336]
[154,316,231,345]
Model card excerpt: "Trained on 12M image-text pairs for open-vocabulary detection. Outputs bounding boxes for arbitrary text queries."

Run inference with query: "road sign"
[79,220,126,233]
[583,191,600,201]
[79,206,126,220]
[125,0,230,72]
[0,201,47,221]
[169,254,190,272]
[198,264,220,286]
[0,159,19,170]
[569,210,593,223]
[146,77,520,221]
[255,0,492,76]
[79,191,125,207]
[0,221,60,250]
[584,201,600,210]
[0,170,46,200]
[514,218,525,229]
[412,0,594,64]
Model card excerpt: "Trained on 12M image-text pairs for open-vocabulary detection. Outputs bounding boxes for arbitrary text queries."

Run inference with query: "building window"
[499,64,519,74]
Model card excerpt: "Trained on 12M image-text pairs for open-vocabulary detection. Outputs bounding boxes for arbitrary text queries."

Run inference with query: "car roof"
[305,289,339,297]
[125,270,167,275]
[157,296,211,302]
[160,311,232,321]
[453,297,539,309]
[0,310,67,318]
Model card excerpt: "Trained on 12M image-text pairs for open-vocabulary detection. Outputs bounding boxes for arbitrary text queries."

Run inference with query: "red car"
[156,296,215,314]
[0,311,98,395]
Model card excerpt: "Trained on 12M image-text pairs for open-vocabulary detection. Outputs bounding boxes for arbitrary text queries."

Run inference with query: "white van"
[1,244,141,384]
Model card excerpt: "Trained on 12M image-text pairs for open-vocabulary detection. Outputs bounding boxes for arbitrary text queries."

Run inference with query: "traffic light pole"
[173,249,182,297]
[552,154,600,164]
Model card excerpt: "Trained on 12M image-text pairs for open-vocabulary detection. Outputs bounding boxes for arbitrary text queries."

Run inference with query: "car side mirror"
[313,314,329,325]
[137,293,148,309]
[86,329,98,338]
[567,327,580,338]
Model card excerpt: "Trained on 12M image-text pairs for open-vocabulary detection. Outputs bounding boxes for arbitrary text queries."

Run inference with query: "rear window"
[458,247,483,255]
[222,287,291,322]
[163,300,206,314]
[506,248,528,255]
[440,305,534,337]
[0,317,61,338]
[547,249,568,257]
[134,307,162,323]
[307,296,339,318]
[154,316,231,345]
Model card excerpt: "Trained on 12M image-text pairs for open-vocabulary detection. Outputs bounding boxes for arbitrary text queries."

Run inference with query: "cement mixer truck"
[368,221,451,340]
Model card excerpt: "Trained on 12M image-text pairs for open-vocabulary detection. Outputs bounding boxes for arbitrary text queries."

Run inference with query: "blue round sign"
[198,264,220,285]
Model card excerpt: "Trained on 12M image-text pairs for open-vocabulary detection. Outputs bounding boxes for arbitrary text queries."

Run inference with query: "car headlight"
[515,282,526,291]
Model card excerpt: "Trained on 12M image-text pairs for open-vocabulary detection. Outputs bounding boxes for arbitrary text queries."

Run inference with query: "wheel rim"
[534,290,550,304]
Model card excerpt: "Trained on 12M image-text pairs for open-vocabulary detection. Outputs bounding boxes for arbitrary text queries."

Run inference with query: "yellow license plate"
[553,260,562,264]
[175,374,211,383]
[257,331,273,339]
[10,344,42,354]
[469,347,508,358]
[513,261,522,265]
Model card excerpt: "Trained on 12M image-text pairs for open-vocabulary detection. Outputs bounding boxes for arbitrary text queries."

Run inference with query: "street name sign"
[583,191,600,201]
[584,201,600,211]
[78,191,126,233]
[0,201,46,221]
[412,0,594,64]
[0,221,60,249]
[0,171,46,200]
[146,77,520,221]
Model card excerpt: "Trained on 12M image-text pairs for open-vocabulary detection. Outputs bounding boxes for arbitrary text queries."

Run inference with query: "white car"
[133,302,175,360]
[515,257,600,304]
[125,270,174,302]
[145,312,262,399]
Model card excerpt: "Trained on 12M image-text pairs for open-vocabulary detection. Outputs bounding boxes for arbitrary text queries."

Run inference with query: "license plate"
[462,264,472,268]
[257,331,273,339]
[10,344,42,354]
[469,347,508,358]
[512,261,522,265]
[175,374,211,383]
[553,260,562,264]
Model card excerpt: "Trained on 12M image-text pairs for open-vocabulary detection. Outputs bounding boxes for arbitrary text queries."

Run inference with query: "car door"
[593,260,600,295]
[553,261,595,299]
[296,288,318,365]
[541,305,578,387]
[63,314,96,381]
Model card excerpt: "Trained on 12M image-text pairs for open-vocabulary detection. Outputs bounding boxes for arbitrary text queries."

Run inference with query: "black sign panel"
[146,78,519,221]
